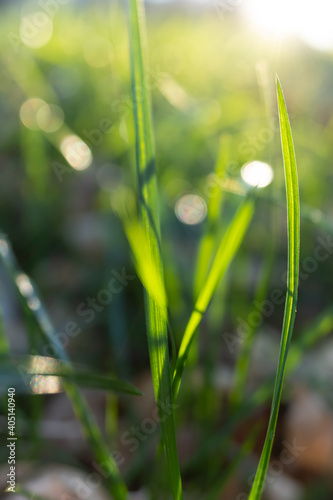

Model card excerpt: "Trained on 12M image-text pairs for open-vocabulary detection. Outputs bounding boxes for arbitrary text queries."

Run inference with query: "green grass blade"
[0,235,128,500]
[172,192,255,400]
[184,306,332,474]
[194,135,231,298]
[248,76,300,500]
[127,1,183,499]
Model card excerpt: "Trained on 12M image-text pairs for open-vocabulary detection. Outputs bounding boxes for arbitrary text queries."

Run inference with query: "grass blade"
[172,192,255,400]
[127,1,183,499]
[184,306,332,474]
[248,76,300,499]
[0,234,128,500]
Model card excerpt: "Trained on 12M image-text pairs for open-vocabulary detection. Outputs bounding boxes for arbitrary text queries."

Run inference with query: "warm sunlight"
[244,0,333,51]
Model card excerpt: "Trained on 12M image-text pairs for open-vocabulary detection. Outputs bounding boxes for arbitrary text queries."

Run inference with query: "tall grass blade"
[248,77,300,499]
[172,192,255,400]
[127,1,183,498]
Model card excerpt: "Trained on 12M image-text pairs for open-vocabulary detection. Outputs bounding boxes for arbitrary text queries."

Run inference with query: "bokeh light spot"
[30,375,62,394]
[241,161,274,188]
[29,356,62,395]
[16,274,34,298]
[36,104,64,133]
[20,98,47,131]
[175,194,207,225]
[60,135,92,170]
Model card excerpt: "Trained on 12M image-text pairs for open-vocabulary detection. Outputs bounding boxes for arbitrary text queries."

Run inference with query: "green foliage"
[0,4,332,500]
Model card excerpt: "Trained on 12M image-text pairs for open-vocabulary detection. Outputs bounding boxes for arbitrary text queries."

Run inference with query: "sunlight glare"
[245,0,333,51]
[241,161,273,188]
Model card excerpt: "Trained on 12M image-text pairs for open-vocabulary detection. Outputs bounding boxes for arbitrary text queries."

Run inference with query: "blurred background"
[1,0,333,499]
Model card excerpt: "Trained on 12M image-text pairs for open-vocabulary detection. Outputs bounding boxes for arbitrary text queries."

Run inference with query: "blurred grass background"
[1,1,333,499]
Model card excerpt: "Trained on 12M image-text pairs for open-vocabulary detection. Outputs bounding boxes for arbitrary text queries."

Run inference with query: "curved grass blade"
[127,1,183,498]
[172,192,256,400]
[248,76,300,500]
[0,235,128,500]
